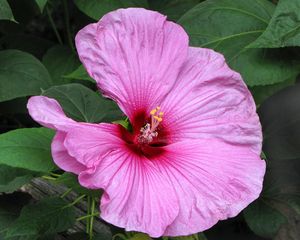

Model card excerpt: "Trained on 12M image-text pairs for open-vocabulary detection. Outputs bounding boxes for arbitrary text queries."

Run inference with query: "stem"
[62,0,74,51]
[42,176,57,181]
[46,6,63,45]
[88,198,96,240]
[60,188,73,198]
[64,195,86,208]
[50,172,61,177]
[86,196,91,234]
[76,212,99,221]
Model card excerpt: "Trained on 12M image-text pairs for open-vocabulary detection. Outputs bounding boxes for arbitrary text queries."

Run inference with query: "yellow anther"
[154,116,162,122]
[150,109,157,115]
[159,112,164,116]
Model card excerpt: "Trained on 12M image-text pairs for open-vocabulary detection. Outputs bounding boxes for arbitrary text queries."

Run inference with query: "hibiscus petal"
[75,8,188,120]
[161,139,265,236]
[161,47,262,154]
[52,132,86,174]
[64,124,125,168]
[77,137,264,237]
[27,96,121,173]
[27,96,76,131]
[78,146,180,238]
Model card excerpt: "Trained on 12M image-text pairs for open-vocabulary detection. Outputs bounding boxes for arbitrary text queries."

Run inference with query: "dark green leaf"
[35,0,48,13]
[244,84,300,238]
[55,172,101,197]
[0,164,37,193]
[178,0,300,86]
[42,46,80,85]
[74,0,148,20]
[249,0,300,48]
[0,0,15,21]
[244,199,287,238]
[0,50,51,102]
[148,0,202,21]
[250,77,296,104]
[0,128,55,173]
[43,83,123,123]
[5,197,76,239]
[0,192,32,238]
[64,65,95,83]
[0,34,54,59]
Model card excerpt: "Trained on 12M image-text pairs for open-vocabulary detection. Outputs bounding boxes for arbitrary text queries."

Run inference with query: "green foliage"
[250,0,300,48]
[0,0,15,21]
[43,83,123,123]
[148,0,202,21]
[42,45,80,85]
[0,128,55,173]
[178,0,300,86]
[0,164,37,193]
[5,197,76,239]
[244,84,300,239]
[74,0,148,20]
[64,64,95,83]
[0,50,51,102]
[34,0,48,13]
[0,193,32,238]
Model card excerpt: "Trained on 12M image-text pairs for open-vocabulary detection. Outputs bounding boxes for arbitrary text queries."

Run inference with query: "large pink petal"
[77,138,264,237]
[161,139,265,236]
[27,96,76,131]
[52,132,86,174]
[75,8,188,120]
[27,96,122,173]
[64,124,125,168]
[161,47,262,154]
[78,145,179,238]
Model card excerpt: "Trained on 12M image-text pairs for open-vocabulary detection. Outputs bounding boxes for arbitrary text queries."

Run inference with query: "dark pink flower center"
[117,107,169,158]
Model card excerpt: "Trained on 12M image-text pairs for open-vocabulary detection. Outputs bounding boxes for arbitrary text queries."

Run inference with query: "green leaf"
[55,172,100,197]
[0,164,37,193]
[0,192,32,238]
[42,45,80,85]
[0,0,15,21]
[244,199,287,238]
[148,0,202,21]
[5,197,76,239]
[64,64,95,83]
[35,0,48,13]
[0,34,54,59]
[249,0,300,48]
[250,77,296,104]
[43,83,123,123]
[74,0,148,20]
[0,50,51,102]
[244,84,300,238]
[0,128,55,173]
[178,0,300,86]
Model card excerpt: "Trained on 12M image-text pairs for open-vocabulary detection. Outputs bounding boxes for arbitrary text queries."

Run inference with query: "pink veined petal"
[27,96,76,131]
[27,96,121,172]
[78,146,180,238]
[160,139,265,236]
[161,47,262,154]
[76,136,264,237]
[64,124,125,168]
[52,132,86,174]
[75,8,188,121]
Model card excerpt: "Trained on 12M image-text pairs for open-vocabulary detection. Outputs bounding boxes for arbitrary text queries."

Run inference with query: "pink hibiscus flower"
[27,8,265,238]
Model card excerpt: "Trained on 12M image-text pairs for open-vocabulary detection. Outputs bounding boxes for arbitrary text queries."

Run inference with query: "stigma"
[138,106,163,144]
